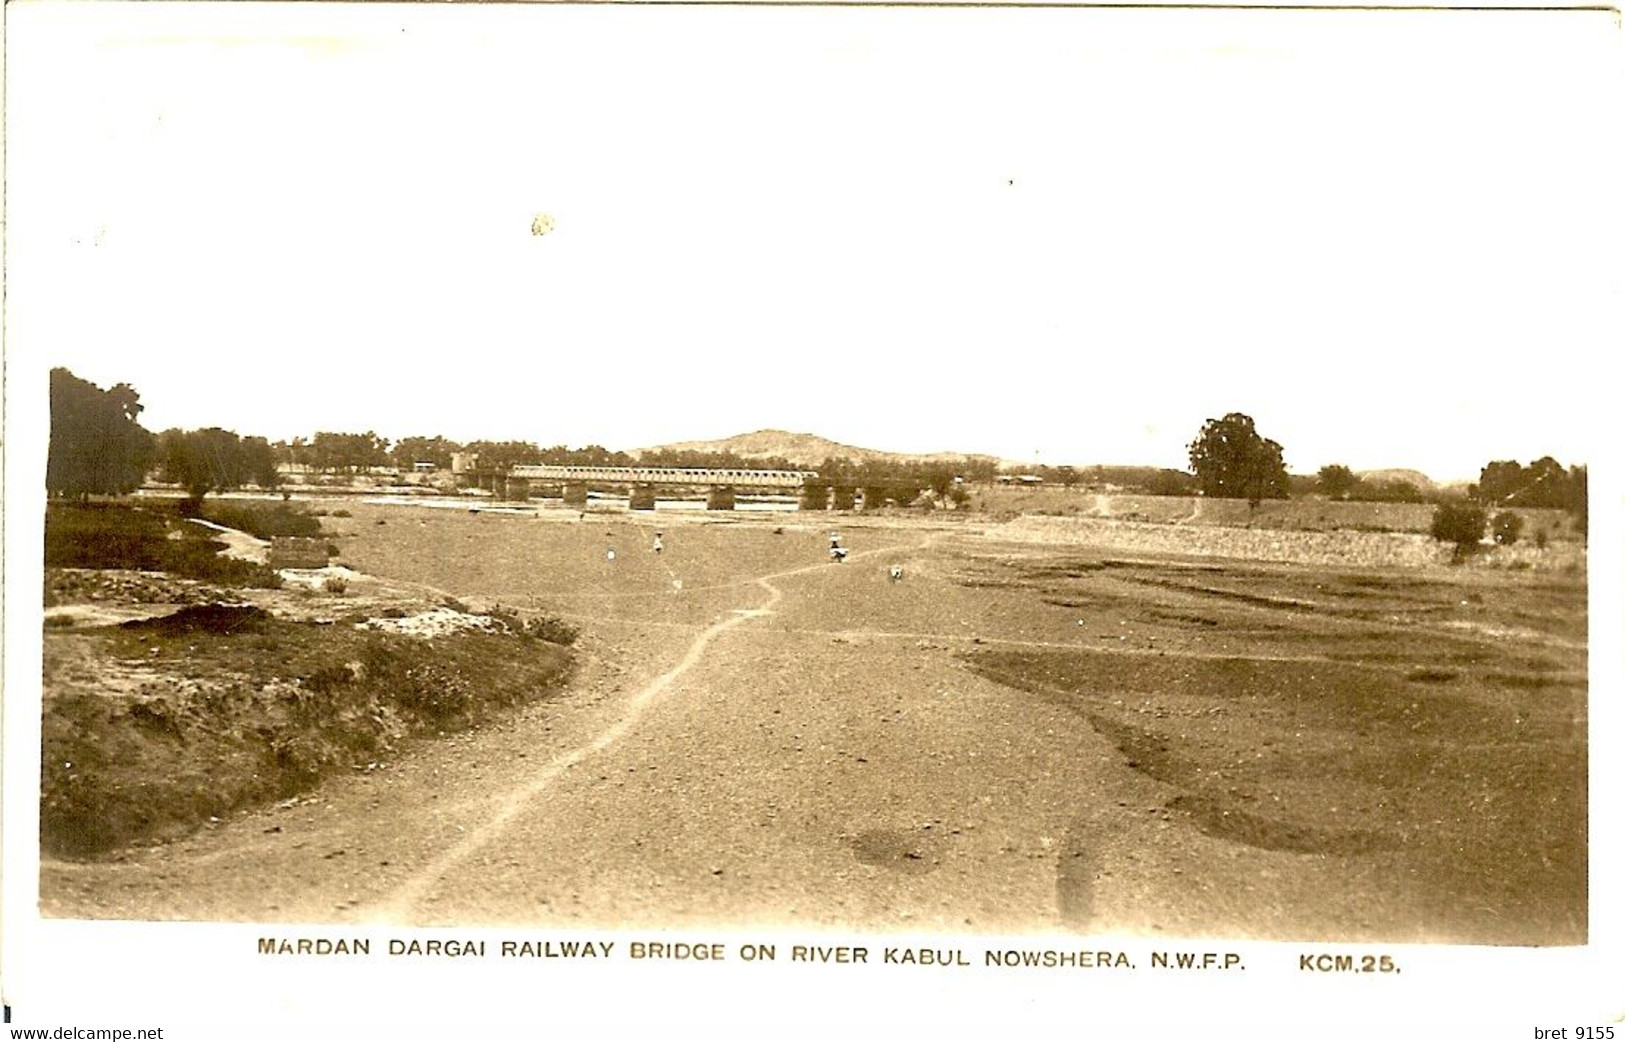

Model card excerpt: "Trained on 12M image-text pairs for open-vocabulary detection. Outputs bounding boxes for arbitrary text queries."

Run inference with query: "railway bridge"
[483,465,821,510]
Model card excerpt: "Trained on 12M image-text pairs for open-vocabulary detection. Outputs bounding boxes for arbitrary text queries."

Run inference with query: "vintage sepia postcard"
[3,1,1620,1035]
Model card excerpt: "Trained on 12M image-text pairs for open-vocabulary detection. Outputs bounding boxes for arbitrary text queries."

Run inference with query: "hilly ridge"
[632,429,999,470]
[633,429,1452,488]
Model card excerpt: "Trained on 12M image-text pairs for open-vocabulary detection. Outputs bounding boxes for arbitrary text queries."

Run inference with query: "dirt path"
[360,540,926,922]
[43,527,1191,933]
[186,518,269,562]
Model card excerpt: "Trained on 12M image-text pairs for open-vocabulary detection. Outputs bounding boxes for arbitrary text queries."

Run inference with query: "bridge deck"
[510,465,817,489]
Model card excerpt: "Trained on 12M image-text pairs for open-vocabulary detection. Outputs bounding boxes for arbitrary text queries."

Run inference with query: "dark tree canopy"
[1476,460,1529,504]
[390,435,462,471]
[1187,413,1289,505]
[47,368,156,499]
[1472,457,1585,513]
[1431,501,1488,557]
[308,431,392,474]
[636,447,799,472]
[815,456,960,501]
[241,437,281,489]
[159,427,277,509]
[1316,464,1359,501]
[465,440,547,470]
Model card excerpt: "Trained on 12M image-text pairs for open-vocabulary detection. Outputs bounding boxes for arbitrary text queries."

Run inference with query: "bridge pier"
[629,483,657,511]
[562,482,588,507]
[706,485,737,510]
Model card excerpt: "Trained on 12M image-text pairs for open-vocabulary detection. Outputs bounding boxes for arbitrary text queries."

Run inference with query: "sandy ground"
[38,505,1586,944]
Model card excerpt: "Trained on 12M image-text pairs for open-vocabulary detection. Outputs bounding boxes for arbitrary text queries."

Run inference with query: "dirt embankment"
[41,514,580,860]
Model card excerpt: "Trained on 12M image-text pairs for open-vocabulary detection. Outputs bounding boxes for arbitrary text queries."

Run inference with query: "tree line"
[47,368,277,512]
[44,369,1588,526]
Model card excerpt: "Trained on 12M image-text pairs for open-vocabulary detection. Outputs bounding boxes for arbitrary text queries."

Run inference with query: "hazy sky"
[6,3,1619,481]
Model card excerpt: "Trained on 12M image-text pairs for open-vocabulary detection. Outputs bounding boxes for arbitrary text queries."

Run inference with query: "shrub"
[1431,502,1487,558]
[323,576,349,595]
[525,614,580,646]
[486,605,580,646]
[45,504,282,588]
[1492,511,1525,546]
[200,503,322,540]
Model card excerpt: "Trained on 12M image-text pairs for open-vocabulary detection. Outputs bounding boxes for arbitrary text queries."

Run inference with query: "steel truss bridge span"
[510,465,817,490]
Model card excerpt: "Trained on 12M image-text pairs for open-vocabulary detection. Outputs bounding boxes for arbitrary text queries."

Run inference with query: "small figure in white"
[653,531,664,554]
[606,547,616,563]
[829,532,847,563]
[889,564,904,582]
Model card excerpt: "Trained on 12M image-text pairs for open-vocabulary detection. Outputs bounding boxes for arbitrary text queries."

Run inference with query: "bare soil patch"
[957,549,1587,945]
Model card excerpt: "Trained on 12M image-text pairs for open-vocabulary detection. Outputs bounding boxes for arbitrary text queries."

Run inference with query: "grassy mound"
[41,617,574,859]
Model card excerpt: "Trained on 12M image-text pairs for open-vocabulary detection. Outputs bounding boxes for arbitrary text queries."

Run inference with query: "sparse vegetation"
[487,605,580,645]
[45,504,282,588]
[41,620,574,858]
[199,502,323,540]
[1348,478,1426,504]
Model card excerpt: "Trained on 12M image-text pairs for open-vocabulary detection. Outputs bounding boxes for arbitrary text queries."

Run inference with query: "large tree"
[159,428,239,511]
[46,368,156,500]
[1187,412,1289,506]
[1316,464,1359,501]
[240,436,281,490]
[1474,460,1528,504]
[466,440,546,471]
[1472,457,1586,512]
[390,435,462,471]
[158,427,278,511]
[309,431,391,474]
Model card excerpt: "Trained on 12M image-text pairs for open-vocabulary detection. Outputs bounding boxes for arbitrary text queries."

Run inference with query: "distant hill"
[632,429,999,470]
[1356,468,1440,491]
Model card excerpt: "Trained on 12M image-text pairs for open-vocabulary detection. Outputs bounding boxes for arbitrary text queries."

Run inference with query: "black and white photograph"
[3,1,1620,1035]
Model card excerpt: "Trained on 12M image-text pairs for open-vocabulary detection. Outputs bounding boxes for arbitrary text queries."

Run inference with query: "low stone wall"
[268,536,331,569]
